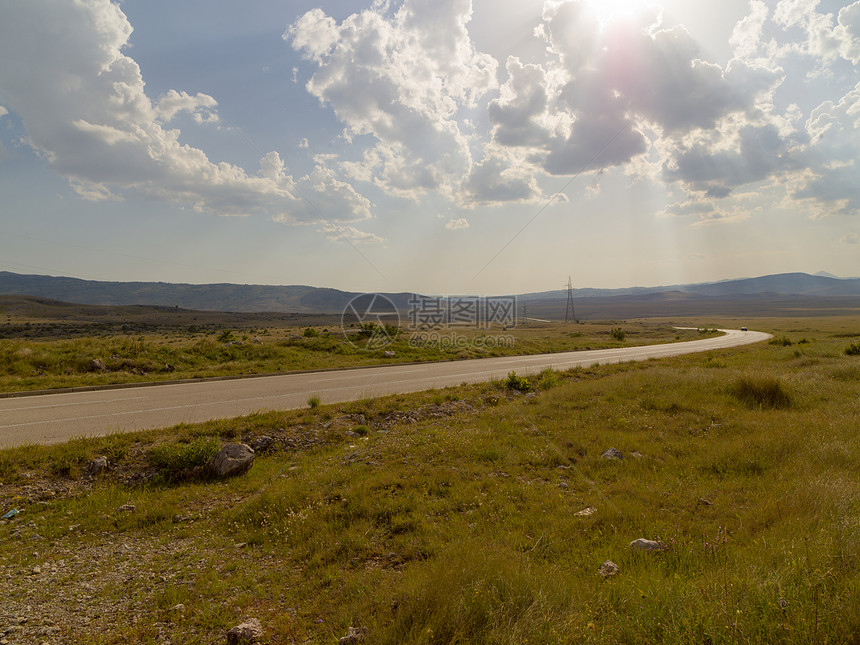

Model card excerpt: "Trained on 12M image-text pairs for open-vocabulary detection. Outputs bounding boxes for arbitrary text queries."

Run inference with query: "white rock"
[630,538,664,551]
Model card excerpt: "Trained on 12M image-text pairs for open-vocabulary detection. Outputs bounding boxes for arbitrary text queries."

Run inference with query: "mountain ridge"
[1,270,859,314]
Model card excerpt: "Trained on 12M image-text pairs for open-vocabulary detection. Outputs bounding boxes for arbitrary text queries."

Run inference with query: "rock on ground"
[601,447,623,460]
[227,618,263,644]
[209,444,255,478]
[599,560,620,577]
[340,626,368,643]
[630,538,664,551]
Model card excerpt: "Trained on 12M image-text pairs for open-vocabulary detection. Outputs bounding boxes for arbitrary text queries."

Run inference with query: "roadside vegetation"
[0,322,713,393]
[0,319,858,643]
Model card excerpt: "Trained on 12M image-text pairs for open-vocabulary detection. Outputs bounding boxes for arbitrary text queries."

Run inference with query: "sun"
[588,0,655,23]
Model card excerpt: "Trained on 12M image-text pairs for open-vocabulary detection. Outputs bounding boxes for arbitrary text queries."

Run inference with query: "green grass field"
[0,318,858,643]
[0,322,711,393]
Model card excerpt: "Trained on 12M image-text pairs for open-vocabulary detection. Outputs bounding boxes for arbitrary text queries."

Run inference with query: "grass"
[0,322,712,393]
[0,319,858,643]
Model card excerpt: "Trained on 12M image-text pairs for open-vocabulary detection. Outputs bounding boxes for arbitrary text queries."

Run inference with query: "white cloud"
[287,0,498,200]
[731,0,769,59]
[773,0,860,64]
[445,217,470,230]
[0,0,372,226]
[0,106,8,118]
[318,223,384,244]
[841,232,859,244]
[794,82,860,215]
[155,90,219,124]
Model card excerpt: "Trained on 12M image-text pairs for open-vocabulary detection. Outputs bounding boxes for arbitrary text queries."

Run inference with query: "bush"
[845,341,860,356]
[147,436,220,478]
[769,335,792,347]
[216,329,237,343]
[504,371,531,392]
[307,394,321,408]
[303,327,319,338]
[536,368,559,390]
[729,376,792,409]
[610,327,626,342]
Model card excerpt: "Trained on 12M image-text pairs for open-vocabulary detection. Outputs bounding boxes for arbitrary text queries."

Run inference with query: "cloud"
[659,200,717,218]
[461,150,543,206]
[445,218,469,230]
[773,0,860,64]
[0,0,372,225]
[155,90,219,124]
[0,106,7,118]
[485,2,785,184]
[731,0,769,58]
[318,223,384,244]
[793,82,860,215]
[288,0,497,200]
[841,232,859,244]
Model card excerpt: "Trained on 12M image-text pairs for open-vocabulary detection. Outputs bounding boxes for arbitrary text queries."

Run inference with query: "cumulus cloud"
[0,0,373,228]
[462,150,543,205]
[773,0,860,63]
[793,83,860,215]
[285,0,859,221]
[0,106,8,118]
[486,1,785,188]
[731,0,769,58]
[288,0,497,200]
[445,218,470,230]
[155,90,219,124]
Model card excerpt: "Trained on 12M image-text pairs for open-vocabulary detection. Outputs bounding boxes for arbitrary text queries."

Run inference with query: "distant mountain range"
[1,270,859,316]
[516,272,860,300]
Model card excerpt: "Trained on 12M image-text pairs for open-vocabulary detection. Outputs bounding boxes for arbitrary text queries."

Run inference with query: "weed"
[769,335,793,346]
[216,329,237,343]
[729,375,792,409]
[536,368,560,390]
[844,341,860,356]
[146,436,219,479]
[307,394,321,409]
[610,327,626,341]
[504,370,531,392]
[303,327,319,338]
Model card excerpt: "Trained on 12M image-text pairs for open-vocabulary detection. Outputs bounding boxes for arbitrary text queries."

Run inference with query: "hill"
[0,271,417,313]
[2,271,860,319]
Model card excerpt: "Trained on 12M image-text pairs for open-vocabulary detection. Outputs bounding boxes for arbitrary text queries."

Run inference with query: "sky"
[0,0,859,296]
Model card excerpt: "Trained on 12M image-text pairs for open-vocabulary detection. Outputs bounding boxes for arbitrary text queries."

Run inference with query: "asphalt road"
[0,329,770,447]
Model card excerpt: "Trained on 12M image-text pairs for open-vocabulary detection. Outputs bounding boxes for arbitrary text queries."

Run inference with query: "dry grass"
[0,318,858,643]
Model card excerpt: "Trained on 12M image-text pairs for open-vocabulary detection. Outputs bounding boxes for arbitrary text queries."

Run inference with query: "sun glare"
[589,0,653,22]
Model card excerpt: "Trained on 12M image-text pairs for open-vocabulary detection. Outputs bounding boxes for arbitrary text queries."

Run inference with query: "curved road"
[0,329,770,447]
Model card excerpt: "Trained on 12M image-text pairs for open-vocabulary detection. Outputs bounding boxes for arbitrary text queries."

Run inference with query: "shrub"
[504,371,531,392]
[216,329,237,343]
[769,335,793,347]
[536,368,559,390]
[729,376,792,409]
[147,436,220,478]
[303,327,319,338]
[845,341,860,356]
[610,327,626,342]
[307,394,321,408]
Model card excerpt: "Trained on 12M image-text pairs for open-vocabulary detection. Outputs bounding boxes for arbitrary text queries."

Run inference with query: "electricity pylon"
[564,276,577,323]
